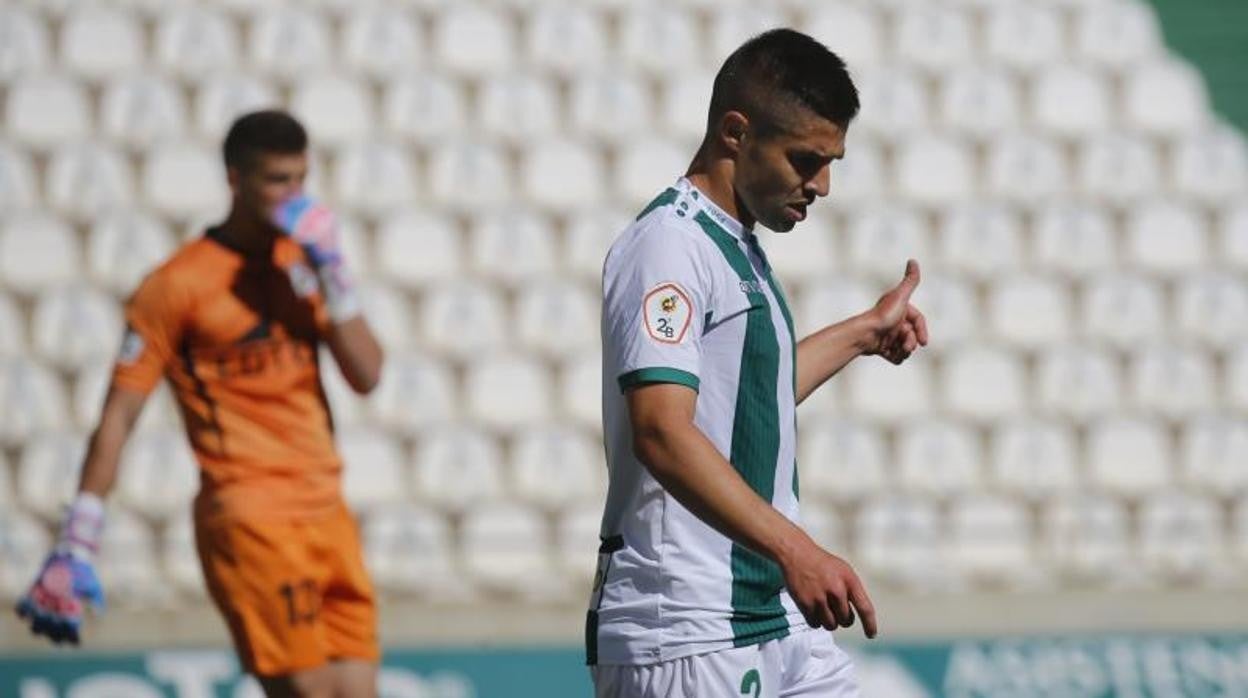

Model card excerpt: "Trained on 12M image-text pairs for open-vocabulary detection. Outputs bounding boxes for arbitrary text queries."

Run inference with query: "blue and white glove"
[15,493,106,645]
[272,195,361,324]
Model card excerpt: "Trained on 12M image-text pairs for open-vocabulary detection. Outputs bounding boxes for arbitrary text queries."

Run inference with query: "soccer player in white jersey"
[591,29,929,697]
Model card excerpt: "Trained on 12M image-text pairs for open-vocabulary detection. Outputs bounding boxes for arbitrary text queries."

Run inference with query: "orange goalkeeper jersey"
[113,230,342,522]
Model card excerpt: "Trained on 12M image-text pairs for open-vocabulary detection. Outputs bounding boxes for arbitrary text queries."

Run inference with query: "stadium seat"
[572,73,655,145]
[426,141,511,212]
[338,427,408,511]
[318,350,365,428]
[16,430,84,519]
[1175,272,1248,350]
[477,74,560,145]
[895,5,974,71]
[468,210,558,285]
[799,502,845,555]
[798,419,888,503]
[0,294,24,357]
[989,419,1079,501]
[461,503,562,599]
[1074,0,1163,69]
[828,138,886,209]
[510,426,604,512]
[432,5,514,78]
[986,276,1070,348]
[0,214,80,293]
[515,281,599,360]
[852,66,928,139]
[984,134,1069,203]
[31,286,122,370]
[1080,275,1165,349]
[1041,495,1132,586]
[1124,59,1210,136]
[521,140,605,212]
[1138,492,1224,585]
[356,284,411,352]
[193,74,280,141]
[116,429,198,522]
[0,7,50,80]
[658,70,715,143]
[908,274,977,350]
[418,281,506,360]
[6,75,91,147]
[1087,417,1172,499]
[1225,349,1248,413]
[938,205,1024,281]
[60,8,143,80]
[618,6,699,76]
[707,6,786,65]
[382,75,468,145]
[843,353,933,421]
[1077,133,1162,206]
[162,514,206,597]
[757,220,837,282]
[1224,205,1248,273]
[142,144,228,219]
[0,144,38,211]
[98,508,174,608]
[1180,416,1248,494]
[248,6,332,77]
[375,209,462,288]
[1129,345,1215,418]
[154,7,238,78]
[984,4,1063,71]
[363,505,463,598]
[1035,347,1121,420]
[72,359,179,433]
[1125,201,1208,276]
[0,451,11,507]
[524,5,607,77]
[846,207,930,281]
[46,143,135,221]
[1233,499,1248,573]
[411,427,506,513]
[464,355,553,432]
[1033,65,1112,138]
[948,494,1035,589]
[290,75,374,146]
[855,495,950,591]
[802,5,884,68]
[367,353,456,434]
[565,207,633,282]
[332,142,417,216]
[1173,127,1248,205]
[0,510,51,602]
[340,6,421,78]
[558,351,602,433]
[942,347,1026,421]
[100,75,188,148]
[555,505,602,588]
[1033,203,1116,277]
[614,138,691,208]
[896,419,982,498]
[937,67,1022,138]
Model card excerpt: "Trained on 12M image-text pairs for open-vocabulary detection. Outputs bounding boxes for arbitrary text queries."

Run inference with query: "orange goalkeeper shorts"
[195,502,380,677]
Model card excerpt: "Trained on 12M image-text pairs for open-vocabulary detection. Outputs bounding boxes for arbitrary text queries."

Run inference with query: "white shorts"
[591,629,859,698]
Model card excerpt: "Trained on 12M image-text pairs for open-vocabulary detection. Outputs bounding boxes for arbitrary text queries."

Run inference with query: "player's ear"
[718,111,749,155]
[226,166,241,196]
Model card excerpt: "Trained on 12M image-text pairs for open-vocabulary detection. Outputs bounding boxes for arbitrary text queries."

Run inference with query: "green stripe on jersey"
[635,188,679,221]
[693,211,790,647]
[752,240,800,500]
[617,367,700,392]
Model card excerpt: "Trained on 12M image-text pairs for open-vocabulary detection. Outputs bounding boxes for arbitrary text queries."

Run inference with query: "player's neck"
[215,208,277,257]
[686,150,756,231]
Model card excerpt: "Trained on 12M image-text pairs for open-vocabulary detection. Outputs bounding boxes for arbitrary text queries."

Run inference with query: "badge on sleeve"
[117,328,146,365]
[642,282,693,344]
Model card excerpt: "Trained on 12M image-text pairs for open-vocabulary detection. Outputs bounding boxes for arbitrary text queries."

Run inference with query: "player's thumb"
[895,259,921,299]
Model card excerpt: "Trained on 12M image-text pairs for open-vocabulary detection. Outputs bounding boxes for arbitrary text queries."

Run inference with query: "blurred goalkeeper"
[15,110,385,698]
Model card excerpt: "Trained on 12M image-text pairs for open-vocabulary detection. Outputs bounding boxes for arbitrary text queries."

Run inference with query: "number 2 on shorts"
[740,668,761,698]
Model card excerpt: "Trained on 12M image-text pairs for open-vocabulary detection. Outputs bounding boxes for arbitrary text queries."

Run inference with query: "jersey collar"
[677,178,751,242]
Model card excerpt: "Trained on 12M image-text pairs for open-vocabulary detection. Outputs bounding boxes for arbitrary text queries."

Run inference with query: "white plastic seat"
[525,5,607,77]
[1042,495,1132,586]
[31,287,122,370]
[658,71,714,143]
[521,140,605,211]
[0,214,80,293]
[984,134,1068,204]
[852,67,928,139]
[340,7,421,78]
[1129,346,1215,418]
[1225,205,1248,273]
[894,5,973,71]
[1034,65,1113,138]
[938,205,1023,281]
[757,223,836,283]
[556,505,603,588]
[565,208,631,282]
[984,4,1063,72]
[1175,272,1248,350]
[986,276,1070,349]
[707,7,786,65]
[465,355,552,432]
[799,279,873,347]
[1074,1,1163,69]
[46,143,135,221]
[942,347,1025,421]
[897,136,974,206]
[1233,349,1248,413]
[100,75,188,148]
[143,144,228,219]
[0,510,51,601]
[162,514,206,597]
[419,282,506,359]
[1088,417,1171,499]
[6,75,91,147]
[248,7,331,78]
[337,427,408,511]
[367,353,456,434]
[511,427,603,512]
[376,209,461,288]
[0,294,24,357]
[363,505,462,598]
[937,67,1021,138]
[990,420,1079,501]
[478,74,560,145]
[908,274,977,350]
[16,431,84,518]
[0,451,12,509]
[290,76,374,147]
[614,138,690,208]
[1033,203,1115,277]
[516,281,598,360]
[618,6,699,76]
[559,351,602,433]
[116,430,198,522]
[1080,275,1165,349]
[802,5,883,68]
[98,508,172,607]
[382,75,467,145]
[461,504,560,598]
[193,74,280,141]
[332,142,417,216]
[319,350,365,428]
[799,503,845,555]
[948,494,1034,588]
[1125,202,1208,277]
[1035,347,1121,420]
[355,284,410,352]
[1233,498,1248,572]
[844,353,933,421]
[0,7,50,80]
[72,359,178,433]
[154,7,238,78]
[795,419,888,503]
[896,419,982,498]
[570,73,653,145]
[1139,492,1224,585]
[432,5,514,78]
[86,210,174,294]
[855,495,948,591]
[846,207,930,282]
[60,8,143,80]
[469,210,558,285]
[1124,59,1209,136]
[1181,416,1248,495]
[828,139,886,209]
[426,141,511,212]
[1173,128,1248,205]
[0,144,38,211]
[1076,134,1162,206]
[411,428,505,513]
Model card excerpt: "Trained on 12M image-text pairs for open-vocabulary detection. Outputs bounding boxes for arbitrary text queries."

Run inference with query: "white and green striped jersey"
[590,178,806,666]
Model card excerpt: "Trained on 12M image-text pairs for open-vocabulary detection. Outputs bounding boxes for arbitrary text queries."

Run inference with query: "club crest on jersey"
[287,262,319,298]
[642,282,692,344]
[117,328,145,365]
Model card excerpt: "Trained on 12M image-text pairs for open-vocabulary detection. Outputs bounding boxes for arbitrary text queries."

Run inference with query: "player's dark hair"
[708,28,859,137]
[222,110,308,171]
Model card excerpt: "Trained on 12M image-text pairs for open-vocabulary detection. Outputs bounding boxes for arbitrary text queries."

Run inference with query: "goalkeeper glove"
[15,493,106,645]
[272,195,362,324]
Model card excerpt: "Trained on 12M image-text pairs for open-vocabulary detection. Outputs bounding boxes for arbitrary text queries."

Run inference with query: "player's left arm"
[795,259,929,404]
[324,317,383,395]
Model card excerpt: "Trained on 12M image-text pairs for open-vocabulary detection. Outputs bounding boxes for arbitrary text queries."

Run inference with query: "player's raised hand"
[272,195,342,269]
[864,259,929,365]
[15,551,105,646]
[780,535,878,639]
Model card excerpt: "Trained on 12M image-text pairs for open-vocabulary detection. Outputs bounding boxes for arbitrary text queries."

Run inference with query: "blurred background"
[1,0,1247,695]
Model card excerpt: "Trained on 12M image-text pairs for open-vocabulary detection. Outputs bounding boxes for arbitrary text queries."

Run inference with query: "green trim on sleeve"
[617,367,700,392]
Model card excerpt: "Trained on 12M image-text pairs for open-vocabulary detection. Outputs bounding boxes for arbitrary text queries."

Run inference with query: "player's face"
[735,112,846,233]
[229,151,309,231]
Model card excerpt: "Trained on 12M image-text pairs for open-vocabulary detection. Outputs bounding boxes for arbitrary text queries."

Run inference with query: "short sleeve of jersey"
[604,223,713,394]
[112,269,189,395]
